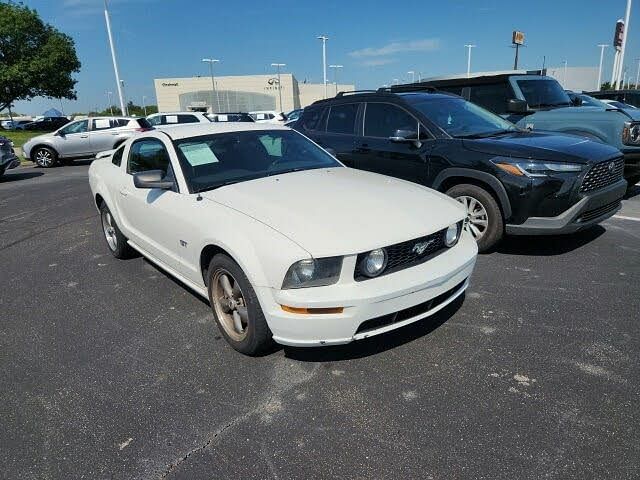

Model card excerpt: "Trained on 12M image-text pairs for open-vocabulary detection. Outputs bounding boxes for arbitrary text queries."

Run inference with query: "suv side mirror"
[390,129,422,148]
[133,170,174,190]
[506,99,529,114]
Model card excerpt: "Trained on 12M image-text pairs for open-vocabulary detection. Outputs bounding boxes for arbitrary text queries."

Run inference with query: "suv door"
[89,118,122,153]
[321,103,360,166]
[55,120,91,156]
[354,102,430,185]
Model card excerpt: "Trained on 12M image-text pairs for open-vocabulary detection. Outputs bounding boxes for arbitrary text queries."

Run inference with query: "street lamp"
[104,0,126,117]
[271,63,286,112]
[119,79,127,115]
[562,60,568,86]
[202,58,220,113]
[317,35,329,98]
[142,95,147,116]
[464,44,476,77]
[597,44,609,90]
[329,64,343,95]
[635,58,640,89]
[407,70,415,83]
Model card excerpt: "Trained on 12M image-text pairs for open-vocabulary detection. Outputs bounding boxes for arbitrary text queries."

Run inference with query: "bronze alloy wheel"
[210,269,249,342]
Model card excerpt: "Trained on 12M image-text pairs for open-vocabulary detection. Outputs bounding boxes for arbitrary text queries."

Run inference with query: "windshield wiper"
[456,129,515,139]
[194,179,245,193]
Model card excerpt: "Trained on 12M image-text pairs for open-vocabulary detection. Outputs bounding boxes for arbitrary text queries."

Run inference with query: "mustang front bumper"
[255,232,477,347]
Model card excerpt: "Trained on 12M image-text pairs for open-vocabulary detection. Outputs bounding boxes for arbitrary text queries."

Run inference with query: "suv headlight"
[282,257,343,289]
[493,158,583,177]
[622,121,640,145]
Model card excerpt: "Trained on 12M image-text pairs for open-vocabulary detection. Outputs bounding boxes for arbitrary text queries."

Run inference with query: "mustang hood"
[463,131,620,164]
[203,168,465,257]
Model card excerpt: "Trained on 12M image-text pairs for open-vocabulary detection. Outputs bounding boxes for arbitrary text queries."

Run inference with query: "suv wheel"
[32,147,57,168]
[446,184,504,252]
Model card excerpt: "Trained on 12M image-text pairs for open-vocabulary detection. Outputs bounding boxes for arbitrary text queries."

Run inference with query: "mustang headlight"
[282,257,343,289]
[493,158,582,177]
[444,222,463,247]
[622,122,640,145]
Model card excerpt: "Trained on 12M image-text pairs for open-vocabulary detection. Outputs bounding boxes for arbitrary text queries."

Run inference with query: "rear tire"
[207,254,274,355]
[99,203,135,259]
[32,146,58,168]
[446,184,504,253]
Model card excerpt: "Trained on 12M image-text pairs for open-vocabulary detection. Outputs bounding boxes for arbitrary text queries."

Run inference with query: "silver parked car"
[23,117,153,168]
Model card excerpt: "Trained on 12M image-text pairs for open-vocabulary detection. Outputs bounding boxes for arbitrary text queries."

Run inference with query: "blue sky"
[12,0,639,115]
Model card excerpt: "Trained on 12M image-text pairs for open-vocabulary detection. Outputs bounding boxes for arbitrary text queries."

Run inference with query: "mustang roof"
[158,122,289,140]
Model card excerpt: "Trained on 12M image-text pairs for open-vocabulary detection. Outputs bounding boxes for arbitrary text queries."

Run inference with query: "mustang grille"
[354,228,447,281]
[580,157,624,193]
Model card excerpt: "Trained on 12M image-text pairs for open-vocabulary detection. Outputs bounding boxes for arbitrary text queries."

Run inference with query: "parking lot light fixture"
[317,35,329,98]
[202,58,220,113]
[464,44,476,77]
[407,70,415,83]
[271,63,286,112]
[329,65,343,95]
[597,44,609,90]
[104,0,126,118]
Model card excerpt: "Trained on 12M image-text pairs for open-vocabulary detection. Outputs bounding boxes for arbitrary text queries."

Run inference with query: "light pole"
[271,63,286,112]
[616,0,633,90]
[104,0,126,117]
[317,35,329,98]
[464,44,476,77]
[329,64,343,95]
[119,79,127,115]
[202,58,220,113]
[392,78,400,85]
[142,96,147,116]
[562,60,568,86]
[597,44,609,90]
[407,70,415,83]
[106,91,114,116]
[635,58,640,89]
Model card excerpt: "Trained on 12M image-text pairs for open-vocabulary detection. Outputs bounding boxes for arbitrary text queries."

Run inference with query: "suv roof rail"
[385,85,437,93]
[335,90,378,97]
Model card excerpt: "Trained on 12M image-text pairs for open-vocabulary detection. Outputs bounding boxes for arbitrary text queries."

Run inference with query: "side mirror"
[506,98,529,114]
[54,130,64,137]
[133,170,174,190]
[389,129,422,148]
[570,96,583,107]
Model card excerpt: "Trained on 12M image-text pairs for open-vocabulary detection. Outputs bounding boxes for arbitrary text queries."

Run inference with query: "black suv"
[294,90,627,251]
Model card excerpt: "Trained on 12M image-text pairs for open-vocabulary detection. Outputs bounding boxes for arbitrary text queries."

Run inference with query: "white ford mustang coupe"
[89,123,477,355]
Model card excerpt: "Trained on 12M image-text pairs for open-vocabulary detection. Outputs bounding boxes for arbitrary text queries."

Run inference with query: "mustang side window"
[111,146,124,167]
[128,139,170,176]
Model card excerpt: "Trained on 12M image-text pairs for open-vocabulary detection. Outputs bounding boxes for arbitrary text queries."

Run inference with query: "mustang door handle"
[80,135,88,138]
[119,189,129,197]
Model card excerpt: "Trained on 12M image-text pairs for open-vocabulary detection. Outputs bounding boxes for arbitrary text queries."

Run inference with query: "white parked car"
[23,117,152,167]
[89,123,477,355]
[249,110,286,124]
[146,112,211,127]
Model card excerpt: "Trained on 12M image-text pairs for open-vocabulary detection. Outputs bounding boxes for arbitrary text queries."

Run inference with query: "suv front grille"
[580,157,624,193]
[354,228,447,281]
[577,200,621,223]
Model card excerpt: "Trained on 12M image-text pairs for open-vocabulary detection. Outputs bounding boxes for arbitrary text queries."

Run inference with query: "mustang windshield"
[174,129,342,193]
[412,97,518,139]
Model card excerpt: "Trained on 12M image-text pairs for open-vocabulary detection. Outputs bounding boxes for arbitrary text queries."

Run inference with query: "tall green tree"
[0,1,81,112]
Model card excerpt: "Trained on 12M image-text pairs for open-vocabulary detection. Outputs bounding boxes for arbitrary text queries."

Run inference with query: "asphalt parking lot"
[1,163,639,480]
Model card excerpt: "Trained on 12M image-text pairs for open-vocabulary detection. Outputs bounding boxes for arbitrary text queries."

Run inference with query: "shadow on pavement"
[283,295,463,362]
[495,225,606,256]
[624,183,640,200]
[0,171,44,182]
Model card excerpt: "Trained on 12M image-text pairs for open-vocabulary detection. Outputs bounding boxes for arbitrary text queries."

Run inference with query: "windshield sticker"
[179,143,219,166]
[95,119,110,129]
[166,115,178,124]
[217,115,228,121]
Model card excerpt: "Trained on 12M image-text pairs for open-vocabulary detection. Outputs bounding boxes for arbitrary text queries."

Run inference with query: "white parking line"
[612,215,640,222]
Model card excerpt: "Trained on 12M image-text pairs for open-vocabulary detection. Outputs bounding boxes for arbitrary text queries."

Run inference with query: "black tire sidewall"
[207,254,273,355]
[446,184,504,253]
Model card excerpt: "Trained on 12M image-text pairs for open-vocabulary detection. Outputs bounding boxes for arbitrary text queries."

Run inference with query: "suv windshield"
[516,79,571,108]
[174,129,341,193]
[411,97,518,138]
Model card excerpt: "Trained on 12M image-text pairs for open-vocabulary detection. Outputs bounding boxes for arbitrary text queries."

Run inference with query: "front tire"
[446,184,504,252]
[207,254,273,355]
[32,146,58,168]
[99,203,135,259]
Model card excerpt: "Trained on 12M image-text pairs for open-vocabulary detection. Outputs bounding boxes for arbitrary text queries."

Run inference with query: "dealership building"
[154,74,355,114]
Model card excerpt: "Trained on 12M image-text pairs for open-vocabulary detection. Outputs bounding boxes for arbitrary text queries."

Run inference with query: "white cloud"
[360,58,397,67]
[349,38,440,58]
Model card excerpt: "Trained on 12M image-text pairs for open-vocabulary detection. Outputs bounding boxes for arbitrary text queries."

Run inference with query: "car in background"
[406,72,640,188]
[0,135,19,178]
[208,112,254,122]
[21,116,70,131]
[22,117,152,168]
[589,89,640,108]
[295,89,627,251]
[1,119,32,130]
[249,111,286,124]
[146,112,211,127]
[89,122,476,355]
